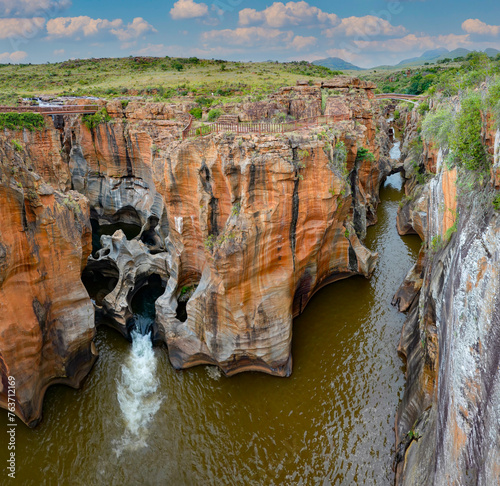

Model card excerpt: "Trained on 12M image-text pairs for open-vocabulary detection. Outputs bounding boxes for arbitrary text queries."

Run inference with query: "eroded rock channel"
[0,78,445,483]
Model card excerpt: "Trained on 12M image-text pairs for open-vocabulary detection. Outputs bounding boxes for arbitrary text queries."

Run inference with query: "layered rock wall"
[394,104,500,485]
[0,79,387,424]
[0,132,96,427]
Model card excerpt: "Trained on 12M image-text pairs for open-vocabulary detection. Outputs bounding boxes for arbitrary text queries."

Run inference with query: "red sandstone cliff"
[0,78,389,424]
[0,129,96,427]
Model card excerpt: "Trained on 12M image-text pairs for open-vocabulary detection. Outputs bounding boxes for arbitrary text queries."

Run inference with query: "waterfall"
[113,316,162,456]
[389,141,401,160]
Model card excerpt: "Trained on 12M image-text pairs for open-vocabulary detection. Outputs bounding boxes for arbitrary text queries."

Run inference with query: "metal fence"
[0,105,99,115]
[182,114,350,140]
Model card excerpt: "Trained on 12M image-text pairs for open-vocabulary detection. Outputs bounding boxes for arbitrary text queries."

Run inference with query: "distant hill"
[312,57,364,71]
[313,48,500,74]
[394,48,500,67]
[395,48,449,66]
[485,48,500,58]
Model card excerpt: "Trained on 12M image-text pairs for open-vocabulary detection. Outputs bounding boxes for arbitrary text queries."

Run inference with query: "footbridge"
[0,105,99,115]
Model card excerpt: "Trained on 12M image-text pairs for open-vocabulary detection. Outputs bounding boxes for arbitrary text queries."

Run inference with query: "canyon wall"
[394,105,500,484]
[0,126,96,427]
[0,78,390,424]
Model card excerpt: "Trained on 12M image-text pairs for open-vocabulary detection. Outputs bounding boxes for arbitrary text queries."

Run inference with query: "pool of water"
[0,173,420,485]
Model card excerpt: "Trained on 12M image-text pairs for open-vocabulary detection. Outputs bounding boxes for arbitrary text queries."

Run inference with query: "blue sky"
[0,0,499,67]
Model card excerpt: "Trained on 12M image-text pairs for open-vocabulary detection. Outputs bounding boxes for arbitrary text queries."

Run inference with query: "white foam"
[389,141,401,160]
[113,328,162,456]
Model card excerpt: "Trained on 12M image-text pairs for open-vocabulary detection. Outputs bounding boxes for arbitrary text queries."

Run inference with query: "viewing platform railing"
[182,114,351,140]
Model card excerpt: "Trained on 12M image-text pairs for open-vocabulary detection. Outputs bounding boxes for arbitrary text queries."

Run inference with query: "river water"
[1,143,421,485]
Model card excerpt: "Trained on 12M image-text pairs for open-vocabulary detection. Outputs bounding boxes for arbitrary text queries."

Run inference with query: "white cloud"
[239,1,338,28]
[170,0,209,20]
[462,19,500,37]
[111,17,156,41]
[323,15,406,38]
[353,33,471,53]
[290,35,317,50]
[0,50,28,62]
[53,48,65,56]
[201,26,317,51]
[46,16,122,37]
[46,16,156,41]
[0,0,70,17]
[0,17,46,39]
[202,27,294,47]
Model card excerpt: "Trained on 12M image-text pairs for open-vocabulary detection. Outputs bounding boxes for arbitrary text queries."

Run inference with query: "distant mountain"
[485,48,500,58]
[396,48,449,66]
[312,57,364,71]
[394,48,500,68]
[436,48,470,61]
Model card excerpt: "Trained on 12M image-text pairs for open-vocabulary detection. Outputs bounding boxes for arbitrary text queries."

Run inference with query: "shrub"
[82,108,111,131]
[172,60,183,71]
[393,110,400,121]
[493,194,500,211]
[450,93,487,171]
[417,101,430,115]
[189,107,202,119]
[196,97,213,107]
[11,139,22,151]
[355,147,375,163]
[329,141,348,176]
[421,106,454,149]
[207,109,222,122]
[0,113,45,131]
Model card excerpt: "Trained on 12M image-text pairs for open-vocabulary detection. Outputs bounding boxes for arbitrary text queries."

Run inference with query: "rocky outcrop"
[0,79,388,424]
[0,134,96,427]
[154,127,380,376]
[395,186,500,485]
[394,103,500,484]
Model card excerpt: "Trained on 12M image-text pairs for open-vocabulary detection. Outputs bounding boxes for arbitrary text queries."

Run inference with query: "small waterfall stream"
[114,316,162,456]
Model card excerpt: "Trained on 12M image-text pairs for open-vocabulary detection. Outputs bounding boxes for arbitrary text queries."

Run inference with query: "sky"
[0,0,499,68]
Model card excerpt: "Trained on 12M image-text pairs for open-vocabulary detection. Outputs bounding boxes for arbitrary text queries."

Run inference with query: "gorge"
[0,73,499,485]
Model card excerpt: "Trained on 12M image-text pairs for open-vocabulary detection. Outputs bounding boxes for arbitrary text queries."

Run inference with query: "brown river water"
[1,153,422,485]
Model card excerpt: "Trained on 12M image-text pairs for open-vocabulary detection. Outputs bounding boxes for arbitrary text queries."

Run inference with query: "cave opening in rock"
[129,273,166,334]
[90,207,142,256]
[140,216,163,253]
[82,260,119,306]
[175,282,199,322]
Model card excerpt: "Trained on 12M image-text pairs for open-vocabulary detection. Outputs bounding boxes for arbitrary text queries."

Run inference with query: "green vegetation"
[10,139,22,151]
[207,108,222,122]
[430,235,443,252]
[493,194,500,211]
[180,285,196,296]
[0,57,342,106]
[366,51,500,97]
[189,107,202,119]
[82,108,111,130]
[421,106,454,148]
[0,112,45,131]
[355,147,375,163]
[444,217,458,242]
[450,94,487,171]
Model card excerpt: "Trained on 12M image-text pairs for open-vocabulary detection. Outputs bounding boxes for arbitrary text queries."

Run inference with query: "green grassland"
[359,52,500,96]
[0,57,341,106]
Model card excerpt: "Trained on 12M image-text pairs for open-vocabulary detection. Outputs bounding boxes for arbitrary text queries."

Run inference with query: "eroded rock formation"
[0,133,96,427]
[0,77,389,424]
[393,103,500,484]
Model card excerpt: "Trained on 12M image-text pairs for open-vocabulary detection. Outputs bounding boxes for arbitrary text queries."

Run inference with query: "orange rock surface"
[0,134,96,426]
